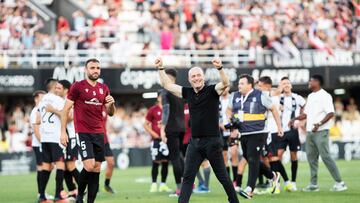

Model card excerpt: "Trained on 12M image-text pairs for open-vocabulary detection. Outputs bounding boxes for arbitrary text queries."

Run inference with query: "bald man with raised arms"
[155,58,239,203]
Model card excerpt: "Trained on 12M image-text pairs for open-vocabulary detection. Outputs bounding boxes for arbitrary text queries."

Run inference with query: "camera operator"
[227,74,284,199]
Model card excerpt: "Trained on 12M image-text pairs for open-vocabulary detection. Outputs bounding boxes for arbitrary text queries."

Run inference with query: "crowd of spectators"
[1,0,360,57]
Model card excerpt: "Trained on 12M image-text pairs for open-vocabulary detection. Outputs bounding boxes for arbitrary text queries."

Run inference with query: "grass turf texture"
[0,160,359,203]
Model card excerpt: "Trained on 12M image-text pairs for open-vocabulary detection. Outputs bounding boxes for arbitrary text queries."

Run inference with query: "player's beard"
[88,74,99,81]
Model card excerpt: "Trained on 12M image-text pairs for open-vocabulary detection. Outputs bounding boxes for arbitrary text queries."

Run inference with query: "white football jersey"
[267,95,280,134]
[30,106,41,147]
[38,93,65,143]
[220,96,231,137]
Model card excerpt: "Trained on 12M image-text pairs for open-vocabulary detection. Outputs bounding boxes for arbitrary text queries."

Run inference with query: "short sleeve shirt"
[67,80,110,134]
[182,85,220,138]
[145,104,162,137]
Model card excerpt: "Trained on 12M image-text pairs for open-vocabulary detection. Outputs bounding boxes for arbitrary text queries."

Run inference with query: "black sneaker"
[104,185,116,194]
[238,189,252,199]
[75,195,84,203]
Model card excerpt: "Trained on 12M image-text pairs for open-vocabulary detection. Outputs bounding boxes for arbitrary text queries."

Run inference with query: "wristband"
[217,66,223,70]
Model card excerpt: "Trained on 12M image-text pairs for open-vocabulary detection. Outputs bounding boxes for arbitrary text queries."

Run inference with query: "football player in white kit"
[257,76,294,193]
[277,77,306,191]
[52,80,80,200]
[30,90,47,201]
[37,79,68,203]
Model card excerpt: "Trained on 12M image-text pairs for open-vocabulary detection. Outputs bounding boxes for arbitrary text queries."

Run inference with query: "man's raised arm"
[155,57,183,98]
[214,58,230,95]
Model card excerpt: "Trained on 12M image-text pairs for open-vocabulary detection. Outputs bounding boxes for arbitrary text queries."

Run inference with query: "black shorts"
[104,143,113,157]
[150,139,169,161]
[65,137,79,161]
[276,129,301,152]
[78,133,105,162]
[41,143,65,163]
[222,136,229,151]
[32,146,43,165]
[262,133,278,157]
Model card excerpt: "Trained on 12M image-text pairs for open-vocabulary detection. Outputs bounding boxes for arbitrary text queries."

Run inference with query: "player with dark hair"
[37,79,68,203]
[60,58,116,203]
[275,76,306,191]
[47,80,80,200]
[257,76,292,193]
[144,92,172,193]
[160,68,185,197]
[30,90,47,201]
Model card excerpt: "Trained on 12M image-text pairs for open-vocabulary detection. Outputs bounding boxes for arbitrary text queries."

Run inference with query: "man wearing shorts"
[60,58,116,203]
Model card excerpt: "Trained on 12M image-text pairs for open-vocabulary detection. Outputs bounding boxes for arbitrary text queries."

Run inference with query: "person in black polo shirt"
[155,57,239,203]
[160,69,185,196]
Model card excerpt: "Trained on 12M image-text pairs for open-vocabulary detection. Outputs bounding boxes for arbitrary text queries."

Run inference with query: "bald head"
[188,67,205,91]
[188,67,204,78]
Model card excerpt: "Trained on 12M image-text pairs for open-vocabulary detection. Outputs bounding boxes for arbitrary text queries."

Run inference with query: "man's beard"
[88,74,99,81]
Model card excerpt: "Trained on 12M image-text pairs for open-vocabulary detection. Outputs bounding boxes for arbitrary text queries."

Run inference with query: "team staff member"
[291,75,347,192]
[155,57,239,203]
[160,69,185,196]
[60,58,116,203]
[229,74,283,199]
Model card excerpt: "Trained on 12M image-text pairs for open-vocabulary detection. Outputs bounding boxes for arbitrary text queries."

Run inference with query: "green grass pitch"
[0,160,359,203]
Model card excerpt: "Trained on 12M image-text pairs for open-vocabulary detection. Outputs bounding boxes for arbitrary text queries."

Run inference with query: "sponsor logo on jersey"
[85,98,102,106]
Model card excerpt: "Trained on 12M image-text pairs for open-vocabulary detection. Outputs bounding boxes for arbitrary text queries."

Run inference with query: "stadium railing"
[0,49,359,69]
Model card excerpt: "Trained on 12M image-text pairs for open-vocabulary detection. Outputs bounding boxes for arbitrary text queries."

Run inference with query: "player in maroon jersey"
[60,58,115,203]
[144,91,172,193]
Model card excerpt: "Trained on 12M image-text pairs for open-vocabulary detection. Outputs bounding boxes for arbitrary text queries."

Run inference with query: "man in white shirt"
[37,79,68,202]
[292,75,347,192]
[55,80,79,200]
[30,90,46,199]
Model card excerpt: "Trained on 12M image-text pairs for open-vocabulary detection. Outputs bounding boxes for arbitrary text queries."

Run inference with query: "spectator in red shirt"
[57,16,70,34]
